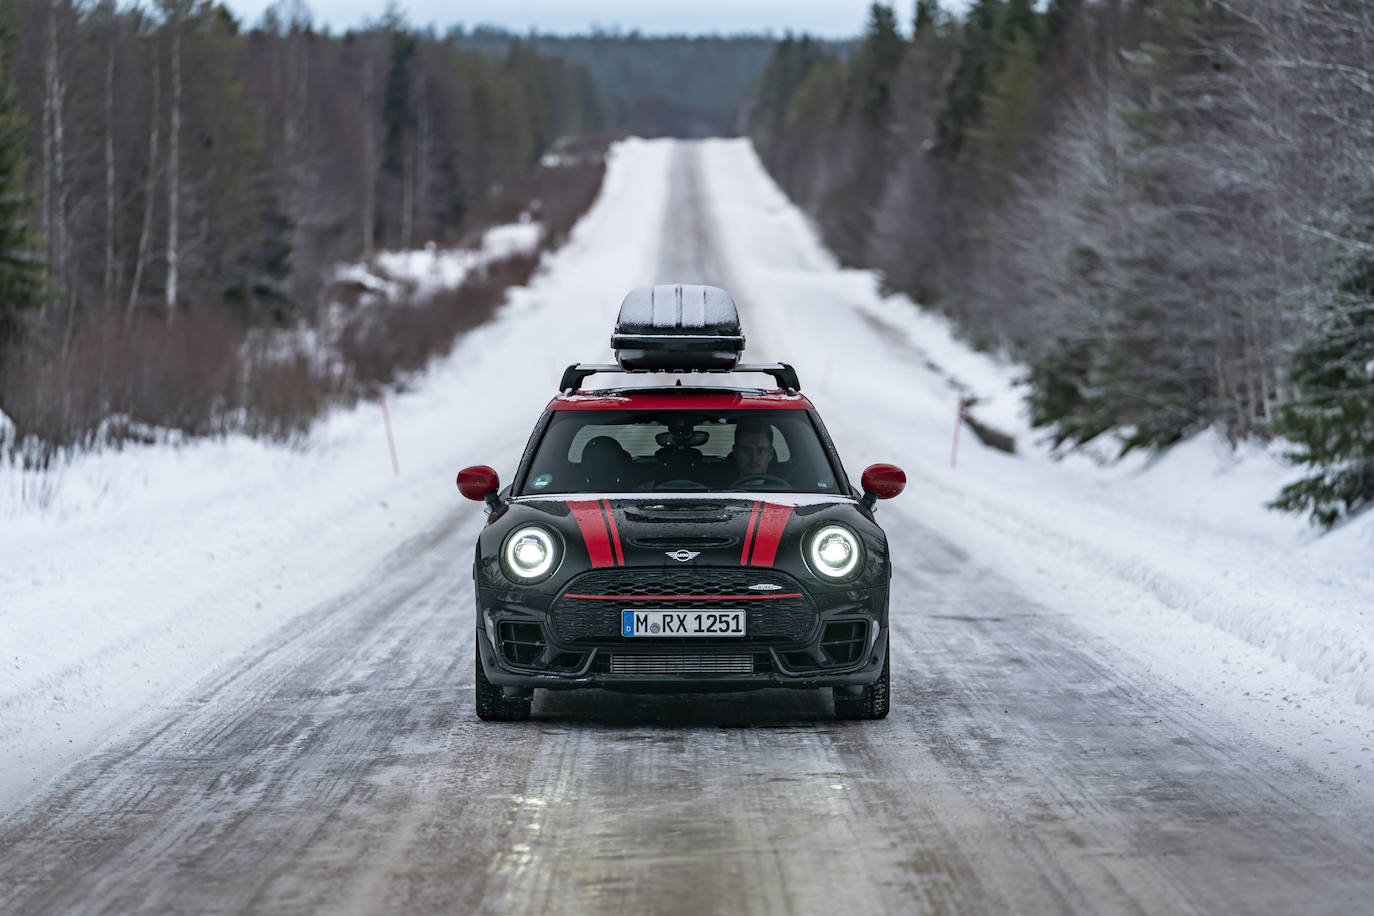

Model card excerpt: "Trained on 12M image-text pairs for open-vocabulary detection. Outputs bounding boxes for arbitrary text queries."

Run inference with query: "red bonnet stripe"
[740,500,762,566]
[748,503,794,567]
[602,499,625,566]
[568,499,615,568]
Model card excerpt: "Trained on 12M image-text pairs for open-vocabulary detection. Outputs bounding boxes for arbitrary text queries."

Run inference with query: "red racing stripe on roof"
[550,392,813,411]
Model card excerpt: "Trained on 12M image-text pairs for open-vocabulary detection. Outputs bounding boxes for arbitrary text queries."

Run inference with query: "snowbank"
[698,136,1374,774]
[0,138,670,809]
[335,217,545,307]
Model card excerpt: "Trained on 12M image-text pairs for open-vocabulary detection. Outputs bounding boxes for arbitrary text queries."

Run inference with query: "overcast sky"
[222,1,968,38]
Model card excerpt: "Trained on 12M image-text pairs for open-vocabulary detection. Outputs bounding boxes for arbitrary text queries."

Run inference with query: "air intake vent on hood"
[627,536,737,550]
[624,503,731,523]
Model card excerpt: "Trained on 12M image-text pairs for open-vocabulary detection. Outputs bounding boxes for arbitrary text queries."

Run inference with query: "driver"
[731,418,778,479]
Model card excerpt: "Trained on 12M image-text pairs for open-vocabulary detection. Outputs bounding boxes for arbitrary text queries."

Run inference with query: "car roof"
[546,387,815,412]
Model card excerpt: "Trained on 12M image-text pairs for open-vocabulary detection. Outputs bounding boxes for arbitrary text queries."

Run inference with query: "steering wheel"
[654,478,709,490]
[729,473,791,489]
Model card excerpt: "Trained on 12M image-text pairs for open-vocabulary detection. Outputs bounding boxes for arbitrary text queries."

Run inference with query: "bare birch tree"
[127,48,159,316]
[163,0,183,319]
[41,0,69,324]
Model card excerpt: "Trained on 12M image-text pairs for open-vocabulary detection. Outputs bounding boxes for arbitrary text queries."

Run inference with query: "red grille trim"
[563,593,803,601]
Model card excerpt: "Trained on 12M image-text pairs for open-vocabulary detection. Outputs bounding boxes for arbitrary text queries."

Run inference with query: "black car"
[458,284,905,720]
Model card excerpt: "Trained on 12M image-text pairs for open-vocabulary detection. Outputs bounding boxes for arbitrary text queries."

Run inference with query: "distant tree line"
[749,0,1374,527]
[0,0,606,455]
[450,27,834,137]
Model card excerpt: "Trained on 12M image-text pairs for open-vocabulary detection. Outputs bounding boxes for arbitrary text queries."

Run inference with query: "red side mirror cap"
[457,465,500,502]
[861,463,906,500]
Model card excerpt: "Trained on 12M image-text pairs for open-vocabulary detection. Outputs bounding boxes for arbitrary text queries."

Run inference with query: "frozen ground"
[1,137,1372,817]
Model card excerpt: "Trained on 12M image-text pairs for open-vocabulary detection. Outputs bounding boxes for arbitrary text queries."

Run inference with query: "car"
[457,284,906,721]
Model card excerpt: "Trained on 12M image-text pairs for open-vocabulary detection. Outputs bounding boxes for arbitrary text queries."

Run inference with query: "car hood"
[480,493,886,591]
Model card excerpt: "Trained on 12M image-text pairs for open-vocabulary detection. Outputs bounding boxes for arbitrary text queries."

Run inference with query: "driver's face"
[735,432,773,474]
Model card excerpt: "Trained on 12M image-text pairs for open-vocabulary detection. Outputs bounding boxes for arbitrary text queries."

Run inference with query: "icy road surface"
[3,140,1374,914]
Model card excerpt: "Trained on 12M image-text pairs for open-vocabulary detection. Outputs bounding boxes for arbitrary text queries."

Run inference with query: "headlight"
[805,524,863,581]
[502,526,560,582]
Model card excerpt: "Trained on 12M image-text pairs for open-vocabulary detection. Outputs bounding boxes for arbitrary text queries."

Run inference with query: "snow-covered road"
[3,139,1374,913]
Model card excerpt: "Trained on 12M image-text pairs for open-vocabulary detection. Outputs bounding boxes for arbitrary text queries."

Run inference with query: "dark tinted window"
[519,410,840,495]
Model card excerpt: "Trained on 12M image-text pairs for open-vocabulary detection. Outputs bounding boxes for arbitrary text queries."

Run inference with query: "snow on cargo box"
[611,284,745,371]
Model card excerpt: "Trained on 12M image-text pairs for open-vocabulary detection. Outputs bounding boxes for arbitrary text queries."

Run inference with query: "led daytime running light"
[807,524,862,580]
[502,526,559,581]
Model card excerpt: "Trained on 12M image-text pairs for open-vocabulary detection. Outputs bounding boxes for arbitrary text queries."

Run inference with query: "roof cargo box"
[611,284,745,371]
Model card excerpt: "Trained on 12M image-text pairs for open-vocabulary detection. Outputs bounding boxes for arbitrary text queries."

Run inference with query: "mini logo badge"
[748,583,782,591]
[666,550,700,562]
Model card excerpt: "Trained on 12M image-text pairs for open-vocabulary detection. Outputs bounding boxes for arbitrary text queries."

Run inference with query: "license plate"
[621,609,746,637]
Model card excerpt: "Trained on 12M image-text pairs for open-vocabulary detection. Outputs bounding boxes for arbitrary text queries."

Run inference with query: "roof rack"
[559,363,801,394]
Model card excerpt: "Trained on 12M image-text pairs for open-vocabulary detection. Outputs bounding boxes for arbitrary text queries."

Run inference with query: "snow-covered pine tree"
[1270,252,1374,527]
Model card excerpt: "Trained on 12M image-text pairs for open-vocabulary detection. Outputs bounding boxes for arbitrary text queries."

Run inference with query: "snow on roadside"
[480,217,544,260]
[0,139,668,810]
[3,135,1371,811]
[698,137,1374,778]
[333,217,544,307]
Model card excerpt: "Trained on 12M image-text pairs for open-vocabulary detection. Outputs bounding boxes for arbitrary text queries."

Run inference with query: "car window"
[568,423,791,462]
[521,410,835,495]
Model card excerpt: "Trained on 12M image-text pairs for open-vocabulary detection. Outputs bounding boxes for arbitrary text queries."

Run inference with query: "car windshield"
[519,409,842,495]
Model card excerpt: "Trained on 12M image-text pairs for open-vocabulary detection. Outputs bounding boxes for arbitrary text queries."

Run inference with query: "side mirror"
[859,463,906,511]
[457,465,501,507]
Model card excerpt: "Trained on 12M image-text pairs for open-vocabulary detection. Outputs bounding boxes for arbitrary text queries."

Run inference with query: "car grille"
[608,655,755,675]
[551,568,817,645]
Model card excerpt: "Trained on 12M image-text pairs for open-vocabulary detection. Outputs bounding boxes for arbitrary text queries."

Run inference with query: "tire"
[475,632,532,722]
[833,640,890,720]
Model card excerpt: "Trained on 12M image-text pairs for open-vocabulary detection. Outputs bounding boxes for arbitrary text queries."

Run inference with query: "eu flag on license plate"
[622,611,634,636]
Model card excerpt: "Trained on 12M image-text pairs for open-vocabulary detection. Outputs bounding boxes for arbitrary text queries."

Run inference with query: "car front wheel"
[833,639,889,720]
[475,633,532,721]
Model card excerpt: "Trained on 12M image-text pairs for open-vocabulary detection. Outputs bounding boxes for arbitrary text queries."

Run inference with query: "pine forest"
[1,0,1370,527]
[748,0,1374,526]
[0,0,607,453]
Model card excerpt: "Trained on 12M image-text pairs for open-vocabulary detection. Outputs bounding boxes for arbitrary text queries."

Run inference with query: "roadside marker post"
[951,393,964,469]
[380,391,400,475]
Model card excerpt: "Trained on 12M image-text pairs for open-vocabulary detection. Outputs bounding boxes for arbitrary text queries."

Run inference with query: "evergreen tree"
[382,30,416,180]
[848,4,905,123]
[1042,0,1083,51]
[968,28,1039,178]
[1270,253,1374,527]
[0,39,43,348]
[503,42,555,157]
[936,0,1003,155]
[786,57,848,129]
[1000,0,1039,46]
[914,0,939,38]
[751,35,828,157]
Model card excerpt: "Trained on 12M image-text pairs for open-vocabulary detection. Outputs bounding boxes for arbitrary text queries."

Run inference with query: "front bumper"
[475,578,889,691]
[477,624,888,691]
